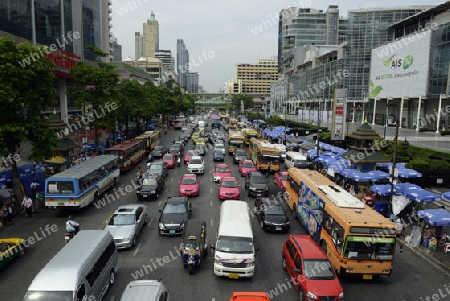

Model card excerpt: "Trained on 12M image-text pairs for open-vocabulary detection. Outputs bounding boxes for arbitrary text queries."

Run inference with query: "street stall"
[43,156,68,175]
[417,209,450,250]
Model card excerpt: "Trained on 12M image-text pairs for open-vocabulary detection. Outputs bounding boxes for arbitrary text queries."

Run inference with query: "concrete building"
[177,39,189,88]
[134,10,159,59]
[155,50,175,71]
[123,57,176,86]
[111,36,122,62]
[187,72,199,93]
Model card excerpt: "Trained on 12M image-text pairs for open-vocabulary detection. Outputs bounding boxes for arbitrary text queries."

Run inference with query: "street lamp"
[33,161,37,182]
[311,101,321,170]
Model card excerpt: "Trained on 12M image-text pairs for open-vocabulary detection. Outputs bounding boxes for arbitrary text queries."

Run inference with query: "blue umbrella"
[331,147,347,155]
[367,170,390,181]
[393,183,421,194]
[418,209,450,226]
[397,168,422,178]
[370,184,392,196]
[442,191,450,201]
[340,168,360,179]
[403,188,441,203]
[307,148,320,159]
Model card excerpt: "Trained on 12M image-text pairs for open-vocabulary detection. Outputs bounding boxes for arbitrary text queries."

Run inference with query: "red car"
[163,153,176,169]
[179,174,200,196]
[213,163,232,182]
[184,149,197,164]
[274,171,288,190]
[239,160,257,177]
[282,235,344,301]
[218,176,240,201]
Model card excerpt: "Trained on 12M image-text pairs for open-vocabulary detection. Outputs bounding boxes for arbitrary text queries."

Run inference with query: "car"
[245,171,269,197]
[136,174,165,200]
[274,171,288,191]
[282,235,344,301]
[254,197,290,232]
[147,160,168,179]
[120,279,169,301]
[233,148,247,164]
[216,131,227,140]
[187,156,205,174]
[179,174,200,197]
[105,204,148,249]
[0,238,25,271]
[195,145,206,156]
[195,137,206,146]
[229,292,271,301]
[191,132,201,143]
[214,143,226,155]
[162,153,176,169]
[151,145,168,159]
[158,196,192,235]
[180,133,190,144]
[239,160,257,177]
[184,149,198,164]
[213,150,224,161]
[212,163,232,182]
[218,176,241,201]
[181,126,188,132]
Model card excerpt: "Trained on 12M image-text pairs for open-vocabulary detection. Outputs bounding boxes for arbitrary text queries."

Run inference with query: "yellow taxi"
[195,137,206,146]
[191,132,200,143]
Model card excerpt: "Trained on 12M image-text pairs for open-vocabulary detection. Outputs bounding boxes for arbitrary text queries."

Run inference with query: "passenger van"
[272,144,287,161]
[211,200,257,278]
[285,151,309,169]
[198,120,206,132]
[120,280,169,301]
[23,230,118,301]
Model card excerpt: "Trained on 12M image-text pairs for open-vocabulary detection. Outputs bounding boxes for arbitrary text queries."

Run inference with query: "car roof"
[241,160,253,164]
[248,171,263,177]
[215,163,229,168]
[182,173,197,179]
[191,156,202,160]
[167,196,188,204]
[258,197,282,207]
[221,176,237,181]
[288,235,328,260]
[114,204,146,214]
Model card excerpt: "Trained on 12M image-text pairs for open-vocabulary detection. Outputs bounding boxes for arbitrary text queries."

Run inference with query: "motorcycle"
[181,219,207,274]
[65,225,80,244]
[136,172,143,185]
[177,156,181,167]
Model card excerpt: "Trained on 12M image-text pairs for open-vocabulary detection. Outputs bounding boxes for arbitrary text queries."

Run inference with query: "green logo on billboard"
[403,55,414,69]
[382,54,395,67]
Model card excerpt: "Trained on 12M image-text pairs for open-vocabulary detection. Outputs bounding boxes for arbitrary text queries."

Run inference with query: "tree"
[232,94,253,111]
[68,46,119,153]
[116,79,148,137]
[0,37,58,202]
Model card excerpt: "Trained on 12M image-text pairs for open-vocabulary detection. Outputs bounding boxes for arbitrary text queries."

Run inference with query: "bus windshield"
[217,236,253,254]
[343,237,395,261]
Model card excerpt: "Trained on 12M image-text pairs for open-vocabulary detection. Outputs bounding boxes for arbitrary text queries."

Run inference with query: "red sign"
[335,107,343,115]
[48,49,81,70]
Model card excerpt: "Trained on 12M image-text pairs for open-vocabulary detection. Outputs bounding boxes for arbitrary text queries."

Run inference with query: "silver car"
[105,204,148,249]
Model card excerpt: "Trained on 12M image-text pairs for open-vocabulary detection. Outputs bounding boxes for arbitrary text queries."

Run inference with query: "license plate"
[65,236,70,240]
[187,192,191,195]
[363,274,372,280]
[276,227,282,231]
[142,195,148,198]
[257,194,262,196]
[229,273,239,279]
[170,230,176,234]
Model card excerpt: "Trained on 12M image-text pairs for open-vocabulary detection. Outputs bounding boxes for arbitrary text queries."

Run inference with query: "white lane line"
[210,188,213,194]
[133,243,141,256]
[148,217,153,227]
[210,200,212,207]
[158,201,162,206]
[211,218,213,227]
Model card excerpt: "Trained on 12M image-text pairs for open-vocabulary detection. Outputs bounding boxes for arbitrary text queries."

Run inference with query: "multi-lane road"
[1,126,450,301]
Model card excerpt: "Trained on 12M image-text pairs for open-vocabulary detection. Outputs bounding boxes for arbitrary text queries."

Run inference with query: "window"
[294,255,302,271]
[289,244,296,260]
[87,241,116,286]
[160,292,168,301]
[76,283,85,301]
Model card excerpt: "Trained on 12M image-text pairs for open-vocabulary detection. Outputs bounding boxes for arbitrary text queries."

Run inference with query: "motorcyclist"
[66,216,80,235]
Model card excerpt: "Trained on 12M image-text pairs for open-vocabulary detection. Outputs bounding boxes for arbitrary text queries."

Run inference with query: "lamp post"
[389,102,400,207]
[311,101,321,171]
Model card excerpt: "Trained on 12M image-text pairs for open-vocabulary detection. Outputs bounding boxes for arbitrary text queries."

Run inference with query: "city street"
[1,127,450,301]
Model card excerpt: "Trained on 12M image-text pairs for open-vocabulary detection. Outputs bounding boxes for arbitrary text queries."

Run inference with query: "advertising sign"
[297,182,324,243]
[369,29,431,99]
[332,89,347,140]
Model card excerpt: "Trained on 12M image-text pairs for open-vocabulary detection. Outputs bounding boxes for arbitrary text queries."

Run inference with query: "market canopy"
[366,170,390,181]
[442,191,450,201]
[397,168,422,179]
[418,209,450,226]
[370,184,392,196]
[393,183,421,194]
[307,148,321,159]
[403,188,440,203]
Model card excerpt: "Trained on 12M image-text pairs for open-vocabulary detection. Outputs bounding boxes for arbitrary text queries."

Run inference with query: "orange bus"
[286,168,397,279]
[135,130,160,155]
[248,138,282,172]
[105,139,145,172]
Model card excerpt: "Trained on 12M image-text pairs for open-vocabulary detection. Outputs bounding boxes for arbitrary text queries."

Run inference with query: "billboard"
[369,29,432,99]
[332,89,347,140]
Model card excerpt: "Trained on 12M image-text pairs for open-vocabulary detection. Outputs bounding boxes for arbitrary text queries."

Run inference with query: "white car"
[187,156,205,174]
[214,144,226,155]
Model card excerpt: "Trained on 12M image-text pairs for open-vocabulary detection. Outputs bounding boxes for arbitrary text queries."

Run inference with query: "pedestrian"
[30,179,39,202]
[2,204,12,226]
[22,193,33,218]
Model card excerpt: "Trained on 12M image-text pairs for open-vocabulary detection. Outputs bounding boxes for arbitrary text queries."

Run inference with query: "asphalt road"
[1,126,450,301]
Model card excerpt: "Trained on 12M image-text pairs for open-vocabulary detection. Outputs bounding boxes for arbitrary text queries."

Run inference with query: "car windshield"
[236,150,246,156]
[142,178,158,185]
[251,176,266,184]
[215,145,225,149]
[217,236,254,253]
[109,213,135,225]
[163,155,172,160]
[189,159,202,164]
[215,151,223,155]
[148,164,162,170]
[303,259,336,280]
[243,162,255,168]
[264,204,285,215]
[187,151,196,156]
[216,166,229,173]
[221,180,238,188]
[163,203,187,214]
[154,146,164,150]
[182,177,197,185]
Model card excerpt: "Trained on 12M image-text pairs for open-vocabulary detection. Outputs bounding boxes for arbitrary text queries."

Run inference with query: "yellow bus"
[135,130,160,155]
[248,138,282,172]
[286,168,397,279]
[228,118,238,129]
[220,113,229,123]
[228,130,245,155]
[242,128,260,145]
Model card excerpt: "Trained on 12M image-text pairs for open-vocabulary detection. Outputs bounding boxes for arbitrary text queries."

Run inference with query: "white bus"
[211,200,257,279]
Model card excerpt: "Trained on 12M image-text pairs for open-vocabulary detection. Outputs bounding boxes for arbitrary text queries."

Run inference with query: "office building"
[111,36,122,62]
[177,39,189,88]
[135,10,159,59]
[155,50,175,71]
[187,72,199,93]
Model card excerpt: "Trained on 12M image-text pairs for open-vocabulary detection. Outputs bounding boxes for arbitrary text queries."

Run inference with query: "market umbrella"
[403,188,441,203]
[370,184,392,196]
[397,168,422,178]
[366,170,390,182]
[442,191,450,202]
[393,183,421,194]
[307,148,320,159]
[418,209,450,226]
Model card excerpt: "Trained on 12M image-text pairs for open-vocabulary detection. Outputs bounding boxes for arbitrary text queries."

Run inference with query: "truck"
[228,130,245,155]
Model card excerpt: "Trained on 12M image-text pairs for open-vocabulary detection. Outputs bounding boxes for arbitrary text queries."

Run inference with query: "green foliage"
[267,115,285,126]
[419,127,431,132]
[245,112,265,122]
[440,130,450,136]
[232,94,253,110]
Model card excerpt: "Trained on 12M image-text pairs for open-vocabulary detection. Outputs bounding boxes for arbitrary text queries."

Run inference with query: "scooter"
[65,226,80,244]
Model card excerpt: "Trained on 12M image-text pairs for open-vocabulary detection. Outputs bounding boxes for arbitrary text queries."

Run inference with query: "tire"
[144,216,148,226]
[282,257,287,270]
[188,264,194,274]
[260,221,264,230]
[132,236,136,248]
[298,288,304,301]
[94,192,98,204]
[156,192,159,199]
[247,189,251,197]
[109,271,115,285]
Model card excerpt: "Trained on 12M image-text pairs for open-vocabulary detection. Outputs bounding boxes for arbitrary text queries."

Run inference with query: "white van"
[211,200,257,278]
[120,280,169,301]
[198,120,206,131]
[272,144,287,161]
[23,230,118,301]
[285,151,309,169]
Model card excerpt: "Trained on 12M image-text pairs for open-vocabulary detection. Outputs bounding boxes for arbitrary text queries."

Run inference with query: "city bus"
[228,129,245,155]
[248,138,282,172]
[211,115,221,130]
[285,168,397,279]
[44,155,119,209]
[228,118,238,129]
[220,113,229,123]
[135,130,160,155]
[242,128,260,145]
[105,139,145,172]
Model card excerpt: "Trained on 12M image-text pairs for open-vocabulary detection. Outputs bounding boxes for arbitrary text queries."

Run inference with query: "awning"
[43,156,68,164]
[403,188,441,203]
[418,209,450,226]
[442,191,450,202]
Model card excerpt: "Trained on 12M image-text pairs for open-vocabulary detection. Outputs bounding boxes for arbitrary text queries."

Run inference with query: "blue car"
[213,150,224,161]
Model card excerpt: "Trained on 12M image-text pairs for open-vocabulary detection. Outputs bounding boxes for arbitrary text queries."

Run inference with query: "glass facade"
[63,0,73,53]
[35,0,61,46]
[428,23,450,97]
[82,0,102,61]
[0,0,32,41]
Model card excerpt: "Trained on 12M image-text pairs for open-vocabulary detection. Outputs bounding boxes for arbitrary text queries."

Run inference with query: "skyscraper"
[187,72,199,93]
[135,10,159,59]
[155,50,175,71]
[177,39,189,88]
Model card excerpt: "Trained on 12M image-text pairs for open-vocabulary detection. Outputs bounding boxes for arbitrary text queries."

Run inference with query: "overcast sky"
[111,0,443,93]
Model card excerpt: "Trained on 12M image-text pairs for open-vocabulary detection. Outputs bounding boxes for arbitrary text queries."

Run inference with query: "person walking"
[22,193,33,218]
[2,204,12,226]
[30,179,39,202]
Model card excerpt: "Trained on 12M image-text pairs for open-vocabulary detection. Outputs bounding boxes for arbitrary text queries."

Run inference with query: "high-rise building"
[135,10,159,59]
[111,36,122,62]
[155,50,175,71]
[177,39,189,88]
[187,72,199,93]
[278,6,347,74]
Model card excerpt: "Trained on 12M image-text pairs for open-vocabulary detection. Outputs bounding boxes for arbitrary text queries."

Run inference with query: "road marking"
[210,200,212,207]
[148,217,153,227]
[210,188,213,194]
[211,218,213,227]
[158,201,162,206]
[133,243,141,256]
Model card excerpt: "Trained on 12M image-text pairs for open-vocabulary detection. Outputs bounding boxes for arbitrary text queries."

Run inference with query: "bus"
[45,155,120,209]
[105,139,145,172]
[242,128,260,145]
[286,168,397,279]
[135,130,160,155]
[248,138,282,172]
[211,115,221,130]
[228,129,245,155]
[228,118,238,129]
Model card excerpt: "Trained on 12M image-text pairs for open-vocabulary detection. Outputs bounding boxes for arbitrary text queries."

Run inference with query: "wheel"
[132,236,136,248]
[144,216,148,225]
[109,271,115,285]
[282,257,287,270]
[188,264,194,274]
[247,189,251,197]
[320,240,327,254]
[156,192,159,198]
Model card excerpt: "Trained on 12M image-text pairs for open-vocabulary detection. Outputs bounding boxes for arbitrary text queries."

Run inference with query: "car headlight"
[250,186,257,191]
[306,292,318,300]
[264,220,272,225]
[246,262,255,268]
[180,222,185,229]
[158,222,164,229]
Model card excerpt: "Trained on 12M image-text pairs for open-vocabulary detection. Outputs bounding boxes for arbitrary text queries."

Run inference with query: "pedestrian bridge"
[193,93,231,108]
